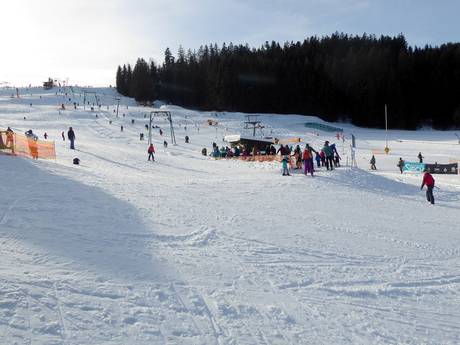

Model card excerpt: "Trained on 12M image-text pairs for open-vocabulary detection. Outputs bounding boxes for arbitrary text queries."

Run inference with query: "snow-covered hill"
[1,87,459,344]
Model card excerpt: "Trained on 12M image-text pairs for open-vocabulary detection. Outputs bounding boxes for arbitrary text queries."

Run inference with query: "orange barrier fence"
[278,138,303,144]
[214,154,295,167]
[0,131,56,160]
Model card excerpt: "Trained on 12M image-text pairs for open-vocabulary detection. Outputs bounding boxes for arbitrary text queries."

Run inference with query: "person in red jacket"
[302,146,313,176]
[421,169,435,204]
[147,144,155,161]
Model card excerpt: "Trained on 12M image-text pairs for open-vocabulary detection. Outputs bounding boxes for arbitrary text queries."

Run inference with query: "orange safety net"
[215,155,295,167]
[278,138,303,144]
[0,131,56,160]
[371,149,385,155]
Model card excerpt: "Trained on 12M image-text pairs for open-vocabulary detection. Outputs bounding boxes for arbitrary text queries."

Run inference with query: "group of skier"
[367,152,436,204]
[282,140,341,176]
[369,152,425,174]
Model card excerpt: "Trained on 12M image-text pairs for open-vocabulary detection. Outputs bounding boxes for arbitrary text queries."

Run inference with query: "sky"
[0,0,459,87]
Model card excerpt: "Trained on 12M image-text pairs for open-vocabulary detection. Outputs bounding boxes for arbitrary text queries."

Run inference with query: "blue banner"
[403,162,425,173]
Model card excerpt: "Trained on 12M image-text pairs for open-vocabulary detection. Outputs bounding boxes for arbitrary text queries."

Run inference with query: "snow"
[1,87,460,344]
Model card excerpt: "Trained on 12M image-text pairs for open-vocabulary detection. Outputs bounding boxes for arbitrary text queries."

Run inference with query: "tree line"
[116,33,460,129]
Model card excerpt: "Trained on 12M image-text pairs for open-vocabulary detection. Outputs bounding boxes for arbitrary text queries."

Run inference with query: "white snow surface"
[1,87,460,345]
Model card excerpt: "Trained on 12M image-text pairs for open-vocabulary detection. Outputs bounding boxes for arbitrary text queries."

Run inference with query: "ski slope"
[1,87,460,345]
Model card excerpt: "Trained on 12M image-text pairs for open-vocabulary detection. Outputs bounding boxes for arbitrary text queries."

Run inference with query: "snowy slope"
[1,87,459,345]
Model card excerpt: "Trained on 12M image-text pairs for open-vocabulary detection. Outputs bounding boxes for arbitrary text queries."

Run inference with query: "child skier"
[315,153,321,168]
[148,144,155,161]
[421,168,435,204]
[281,156,290,176]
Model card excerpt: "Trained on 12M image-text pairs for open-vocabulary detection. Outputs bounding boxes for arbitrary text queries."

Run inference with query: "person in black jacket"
[67,127,75,149]
[418,152,423,163]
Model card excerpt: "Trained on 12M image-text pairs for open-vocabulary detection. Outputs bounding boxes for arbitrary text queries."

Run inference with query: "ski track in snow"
[0,88,460,344]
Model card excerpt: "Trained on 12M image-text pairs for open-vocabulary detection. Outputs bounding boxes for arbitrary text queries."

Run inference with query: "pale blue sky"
[1,0,458,86]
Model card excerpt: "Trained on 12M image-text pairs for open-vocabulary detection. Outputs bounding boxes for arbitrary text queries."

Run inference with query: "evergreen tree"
[115,34,460,129]
[131,58,154,102]
[116,66,123,94]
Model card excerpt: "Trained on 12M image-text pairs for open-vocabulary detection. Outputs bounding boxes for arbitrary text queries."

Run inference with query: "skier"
[139,133,144,141]
[61,131,65,141]
[322,141,334,170]
[220,146,227,158]
[185,135,189,143]
[25,130,38,141]
[315,153,321,168]
[334,154,341,167]
[418,152,424,163]
[121,125,124,132]
[397,158,405,174]
[281,156,290,176]
[5,127,14,153]
[302,146,313,176]
[330,143,341,167]
[148,144,155,161]
[163,140,168,148]
[67,127,75,149]
[370,155,377,170]
[293,145,302,170]
[305,143,317,172]
[421,168,435,204]
[6,127,14,146]
[202,148,207,156]
[44,132,48,140]
[320,150,326,166]
[159,129,163,136]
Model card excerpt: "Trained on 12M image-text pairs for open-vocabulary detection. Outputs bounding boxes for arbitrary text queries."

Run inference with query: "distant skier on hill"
[421,169,435,204]
[418,152,424,163]
[148,144,155,161]
[397,158,405,174]
[370,155,377,170]
[67,127,75,149]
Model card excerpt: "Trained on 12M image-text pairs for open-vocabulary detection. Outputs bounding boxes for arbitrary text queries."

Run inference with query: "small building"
[224,135,275,154]
[43,78,54,90]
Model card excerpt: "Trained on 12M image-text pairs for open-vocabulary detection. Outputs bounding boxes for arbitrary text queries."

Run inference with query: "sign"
[425,163,458,175]
[403,162,425,173]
